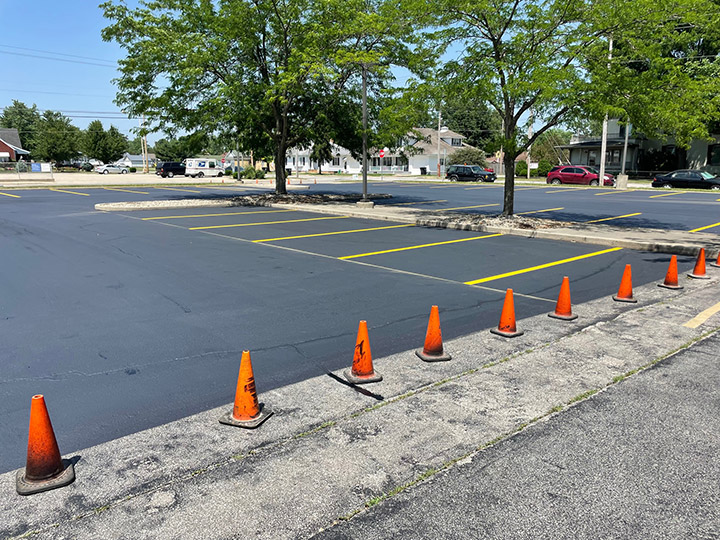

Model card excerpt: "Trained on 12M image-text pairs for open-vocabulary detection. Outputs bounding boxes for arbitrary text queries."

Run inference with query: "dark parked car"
[157,161,186,178]
[546,165,614,186]
[651,169,720,190]
[446,164,496,182]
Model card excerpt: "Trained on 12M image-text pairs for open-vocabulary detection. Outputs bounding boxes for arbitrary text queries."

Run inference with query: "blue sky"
[0,1,146,140]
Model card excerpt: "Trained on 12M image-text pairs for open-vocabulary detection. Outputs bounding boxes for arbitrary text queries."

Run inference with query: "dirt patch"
[417,213,568,230]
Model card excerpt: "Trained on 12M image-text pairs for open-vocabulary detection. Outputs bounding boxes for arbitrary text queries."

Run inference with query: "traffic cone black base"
[612,294,638,303]
[548,312,578,321]
[658,282,683,290]
[415,349,452,362]
[343,369,382,384]
[490,327,524,338]
[16,460,75,496]
[219,406,273,429]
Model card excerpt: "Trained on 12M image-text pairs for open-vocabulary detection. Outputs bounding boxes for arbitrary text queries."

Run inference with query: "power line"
[0,88,114,98]
[0,44,116,64]
[0,50,116,68]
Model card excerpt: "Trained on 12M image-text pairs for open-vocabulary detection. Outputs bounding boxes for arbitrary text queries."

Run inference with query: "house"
[0,128,30,162]
[285,128,480,176]
[559,120,720,176]
[114,152,157,168]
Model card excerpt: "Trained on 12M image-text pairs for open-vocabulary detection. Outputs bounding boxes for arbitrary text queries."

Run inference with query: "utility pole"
[621,121,630,175]
[361,64,368,201]
[437,109,442,178]
[526,110,533,180]
[140,114,149,174]
[598,35,613,188]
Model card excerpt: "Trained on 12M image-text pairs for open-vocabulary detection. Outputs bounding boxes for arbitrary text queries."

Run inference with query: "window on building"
[451,138,462,146]
[383,157,392,167]
[332,156,340,166]
[708,144,720,166]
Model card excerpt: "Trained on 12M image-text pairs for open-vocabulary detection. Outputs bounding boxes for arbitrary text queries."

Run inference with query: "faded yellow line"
[104,187,149,194]
[464,247,623,285]
[464,185,500,190]
[649,191,685,198]
[189,215,348,230]
[0,191,21,198]
[586,212,642,224]
[50,188,89,196]
[392,199,447,206]
[254,223,414,242]
[154,186,203,193]
[683,301,720,328]
[515,185,550,191]
[339,233,502,260]
[433,203,500,211]
[545,187,591,193]
[689,221,720,233]
[143,209,297,221]
[594,189,636,196]
[516,207,564,216]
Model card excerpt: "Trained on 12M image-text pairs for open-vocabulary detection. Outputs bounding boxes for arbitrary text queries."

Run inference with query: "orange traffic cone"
[613,264,637,303]
[549,276,578,321]
[416,305,451,362]
[16,395,75,495]
[344,320,382,384]
[219,351,273,429]
[711,250,720,268]
[659,255,683,290]
[490,289,524,338]
[688,248,710,279]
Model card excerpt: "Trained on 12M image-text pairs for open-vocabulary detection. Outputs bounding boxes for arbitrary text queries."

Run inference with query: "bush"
[536,160,552,177]
[515,161,528,176]
[242,168,257,179]
[232,172,238,179]
[447,148,487,167]
[256,169,266,179]
[129,167,137,173]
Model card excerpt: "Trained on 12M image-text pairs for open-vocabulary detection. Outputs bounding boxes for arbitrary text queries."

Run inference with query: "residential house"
[115,152,158,168]
[0,128,30,162]
[559,120,720,176]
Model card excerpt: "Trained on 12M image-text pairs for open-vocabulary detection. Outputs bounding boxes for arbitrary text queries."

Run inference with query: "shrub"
[232,171,238,179]
[536,160,552,177]
[242,168,257,179]
[129,167,137,173]
[447,148,487,167]
[515,161,528,177]
[256,169,266,179]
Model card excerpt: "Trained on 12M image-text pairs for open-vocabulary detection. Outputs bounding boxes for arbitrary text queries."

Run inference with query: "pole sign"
[379,149,385,158]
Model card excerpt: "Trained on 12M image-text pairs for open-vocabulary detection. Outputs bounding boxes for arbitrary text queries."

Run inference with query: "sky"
[0,1,147,141]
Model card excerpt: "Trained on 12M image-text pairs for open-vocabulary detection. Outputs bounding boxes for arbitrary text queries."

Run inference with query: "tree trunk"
[274,143,287,195]
[502,153,516,216]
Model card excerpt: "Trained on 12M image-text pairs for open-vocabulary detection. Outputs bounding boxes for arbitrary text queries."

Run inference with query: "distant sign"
[31,163,41,172]
[379,150,385,158]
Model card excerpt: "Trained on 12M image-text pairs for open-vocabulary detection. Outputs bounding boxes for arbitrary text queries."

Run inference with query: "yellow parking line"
[515,185,550,191]
[433,203,500,211]
[689,221,720,233]
[143,209,296,221]
[339,233,503,260]
[154,187,203,193]
[50,188,89,196]
[464,185,499,190]
[545,187,591,193]
[516,207,564,216]
[189,215,348,230]
[649,191,685,198]
[464,247,623,284]
[0,191,21,198]
[586,212,642,224]
[683,301,720,328]
[392,200,447,206]
[594,189,636,196]
[104,187,150,194]
[255,223,415,242]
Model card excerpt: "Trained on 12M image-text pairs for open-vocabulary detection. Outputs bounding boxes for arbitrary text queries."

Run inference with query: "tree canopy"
[32,111,80,163]
[82,120,128,164]
[0,100,41,152]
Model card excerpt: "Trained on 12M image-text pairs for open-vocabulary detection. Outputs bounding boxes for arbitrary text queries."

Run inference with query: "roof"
[122,153,157,161]
[558,139,639,149]
[0,128,28,153]
[408,127,473,155]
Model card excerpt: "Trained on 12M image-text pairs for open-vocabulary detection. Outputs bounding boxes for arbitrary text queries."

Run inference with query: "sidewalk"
[2,266,720,538]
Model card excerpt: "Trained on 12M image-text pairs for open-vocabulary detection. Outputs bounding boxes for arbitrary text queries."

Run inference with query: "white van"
[184,158,224,178]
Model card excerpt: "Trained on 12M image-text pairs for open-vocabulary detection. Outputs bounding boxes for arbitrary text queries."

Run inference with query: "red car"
[546,165,615,186]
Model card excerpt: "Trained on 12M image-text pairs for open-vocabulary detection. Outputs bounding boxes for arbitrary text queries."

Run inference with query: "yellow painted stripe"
[464,247,623,285]
[392,199,447,206]
[516,207,564,216]
[143,209,296,221]
[104,187,150,194]
[586,212,642,224]
[429,185,454,189]
[154,186,203,193]
[0,191,21,198]
[189,215,348,230]
[515,185,550,191]
[683,301,720,328]
[255,223,414,242]
[689,221,720,233]
[594,189,636,196]
[50,188,89,196]
[545,187,591,193]
[433,203,500,211]
[649,191,685,198]
[339,233,502,260]
[464,185,499,190]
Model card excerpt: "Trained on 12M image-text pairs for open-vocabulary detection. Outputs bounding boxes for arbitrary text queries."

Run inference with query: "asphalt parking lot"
[0,181,712,473]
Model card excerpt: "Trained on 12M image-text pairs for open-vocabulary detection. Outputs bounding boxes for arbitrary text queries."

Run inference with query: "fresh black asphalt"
[0,182,712,473]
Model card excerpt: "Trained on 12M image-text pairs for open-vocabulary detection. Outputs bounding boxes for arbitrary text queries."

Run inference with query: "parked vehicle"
[80,162,94,171]
[95,164,129,175]
[446,164,496,182]
[184,158,223,178]
[651,169,720,190]
[546,165,614,186]
[157,161,186,178]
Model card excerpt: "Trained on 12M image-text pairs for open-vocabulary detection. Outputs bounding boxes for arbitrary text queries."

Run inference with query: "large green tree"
[0,100,41,152]
[101,0,420,194]
[32,111,80,163]
[433,0,720,215]
[82,120,128,164]
[440,95,502,153]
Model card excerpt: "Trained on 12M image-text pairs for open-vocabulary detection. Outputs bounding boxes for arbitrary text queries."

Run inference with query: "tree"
[310,141,334,174]
[126,136,143,155]
[433,0,720,215]
[529,129,572,165]
[32,111,80,163]
[440,95,502,153]
[101,0,420,194]
[447,147,487,167]
[82,120,128,164]
[154,132,209,161]
[0,100,41,152]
